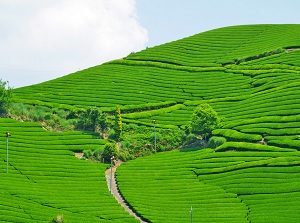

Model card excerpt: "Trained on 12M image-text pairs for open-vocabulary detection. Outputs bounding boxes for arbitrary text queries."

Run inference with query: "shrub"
[0,79,12,115]
[93,148,102,160]
[186,133,197,143]
[102,142,118,162]
[190,103,220,139]
[119,148,135,162]
[83,149,93,159]
[114,105,122,141]
[208,136,226,148]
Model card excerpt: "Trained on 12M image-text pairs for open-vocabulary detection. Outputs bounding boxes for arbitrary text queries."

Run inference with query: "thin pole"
[110,156,114,195]
[152,120,156,153]
[6,136,8,173]
[190,206,193,223]
[154,122,156,153]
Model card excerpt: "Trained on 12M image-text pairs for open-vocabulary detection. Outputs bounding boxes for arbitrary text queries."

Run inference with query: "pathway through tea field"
[105,162,148,223]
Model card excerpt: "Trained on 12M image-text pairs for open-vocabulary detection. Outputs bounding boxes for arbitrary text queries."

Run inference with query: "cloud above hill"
[0,0,148,87]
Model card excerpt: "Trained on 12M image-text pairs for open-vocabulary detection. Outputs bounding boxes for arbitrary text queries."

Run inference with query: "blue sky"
[1,0,300,88]
[136,0,300,47]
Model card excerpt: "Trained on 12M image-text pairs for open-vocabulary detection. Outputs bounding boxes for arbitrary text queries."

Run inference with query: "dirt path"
[105,161,148,223]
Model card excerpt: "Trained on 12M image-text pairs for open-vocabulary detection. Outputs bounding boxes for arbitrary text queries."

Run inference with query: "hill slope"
[13,24,300,148]
[0,118,137,222]
[6,24,300,222]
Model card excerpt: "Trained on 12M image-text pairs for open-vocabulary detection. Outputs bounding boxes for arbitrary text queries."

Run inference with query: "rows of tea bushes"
[13,63,252,110]
[196,150,300,223]
[117,147,300,223]
[11,25,300,146]
[0,118,138,223]
[245,49,300,67]
[8,24,300,222]
[117,148,249,223]
[127,24,300,66]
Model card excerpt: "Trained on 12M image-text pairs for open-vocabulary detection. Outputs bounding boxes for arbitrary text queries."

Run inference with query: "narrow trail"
[105,161,148,223]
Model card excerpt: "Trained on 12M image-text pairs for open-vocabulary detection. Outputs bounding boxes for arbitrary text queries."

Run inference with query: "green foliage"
[8,103,74,131]
[208,136,226,148]
[190,103,220,138]
[119,123,185,159]
[83,149,93,159]
[114,105,122,141]
[102,142,118,162]
[83,148,103,161]
[0,80,12,115]
[186,133,197,143]
[76,106,107,133]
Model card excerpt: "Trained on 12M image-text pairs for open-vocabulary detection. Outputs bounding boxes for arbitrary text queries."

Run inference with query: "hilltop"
[12,24,300,149]
[1,24,300,222]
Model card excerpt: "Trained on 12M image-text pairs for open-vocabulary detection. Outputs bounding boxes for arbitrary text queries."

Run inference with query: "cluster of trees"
[2,77,221,162]
[84,103,221,162]
[0,80,12,115]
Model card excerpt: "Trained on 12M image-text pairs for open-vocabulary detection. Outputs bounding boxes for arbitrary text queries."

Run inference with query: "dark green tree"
[114,105,122,140]
[102,142,118,162]
[98,112,108,134]
[190,103,220,139]
[0,80,12,115]
[76,106,107,132]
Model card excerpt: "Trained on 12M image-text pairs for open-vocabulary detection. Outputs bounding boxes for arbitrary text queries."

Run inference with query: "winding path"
[105,161,148,223]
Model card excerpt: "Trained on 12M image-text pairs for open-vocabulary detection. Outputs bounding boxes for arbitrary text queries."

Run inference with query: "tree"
[190,103,220,139]
[102,142,118,162]
[114,105,122,140]
[0,80,12,115]
[98,112,108,134]
[76,106,107,132]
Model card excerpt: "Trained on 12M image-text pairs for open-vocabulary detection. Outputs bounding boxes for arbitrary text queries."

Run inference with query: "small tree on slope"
[190,103,220,140]
[0,80,12,115]
[114,105,122,141]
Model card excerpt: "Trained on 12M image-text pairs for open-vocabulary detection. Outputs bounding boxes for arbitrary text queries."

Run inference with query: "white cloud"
[0,0,148,88]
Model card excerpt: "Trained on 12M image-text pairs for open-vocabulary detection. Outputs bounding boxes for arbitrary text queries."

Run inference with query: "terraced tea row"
[13,63,252,110]
[0,118,137,223]
[117,147,300,223]
[127,24,300,66]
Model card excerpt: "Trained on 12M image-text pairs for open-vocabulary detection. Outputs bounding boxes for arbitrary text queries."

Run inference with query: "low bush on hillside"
[8,103,75,131]
[119,123,185,160]
[209,136,226,148]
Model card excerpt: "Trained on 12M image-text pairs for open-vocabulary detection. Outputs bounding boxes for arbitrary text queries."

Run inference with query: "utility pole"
[6,132,10,173]
[152,120,156,153]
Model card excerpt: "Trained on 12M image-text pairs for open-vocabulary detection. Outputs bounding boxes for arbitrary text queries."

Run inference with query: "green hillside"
[117,147,300,223]
[0,118,137,222]
[12,24,300,149]
[2,24,300,222]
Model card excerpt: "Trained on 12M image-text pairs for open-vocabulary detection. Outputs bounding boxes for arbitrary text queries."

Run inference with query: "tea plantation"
[3,24,300,222]
[0,118,137,222]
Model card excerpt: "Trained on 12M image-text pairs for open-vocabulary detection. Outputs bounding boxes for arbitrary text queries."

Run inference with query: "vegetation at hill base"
[0,79,12,115]
[2,24,300,222]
